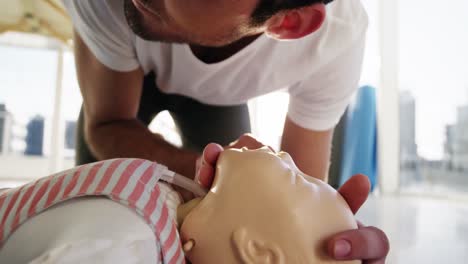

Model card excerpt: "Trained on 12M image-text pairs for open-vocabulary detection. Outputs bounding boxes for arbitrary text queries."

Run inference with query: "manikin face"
[180,148,360,264]
[124,0,263,46]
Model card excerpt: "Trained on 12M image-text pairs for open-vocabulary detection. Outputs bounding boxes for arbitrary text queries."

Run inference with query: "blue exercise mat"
[339,86,378,191]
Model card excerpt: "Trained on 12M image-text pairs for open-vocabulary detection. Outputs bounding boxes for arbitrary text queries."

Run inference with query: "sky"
[398,0,468,159]
[0,0,467,160]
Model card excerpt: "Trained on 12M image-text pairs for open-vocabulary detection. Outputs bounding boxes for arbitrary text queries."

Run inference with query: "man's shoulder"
[278,0,368,65]
[326,0,369,35]
[62,0,139,71]
[62,0,129,30]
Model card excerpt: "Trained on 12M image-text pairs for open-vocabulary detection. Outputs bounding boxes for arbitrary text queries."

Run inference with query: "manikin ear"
[266,3,326,40]
[232,227,285,264]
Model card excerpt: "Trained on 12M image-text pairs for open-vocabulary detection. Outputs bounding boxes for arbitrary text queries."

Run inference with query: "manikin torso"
[0,197,159,263]
[0,158,184,264]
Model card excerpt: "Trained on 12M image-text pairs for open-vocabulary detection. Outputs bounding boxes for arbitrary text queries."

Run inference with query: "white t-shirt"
[63,0,368,131]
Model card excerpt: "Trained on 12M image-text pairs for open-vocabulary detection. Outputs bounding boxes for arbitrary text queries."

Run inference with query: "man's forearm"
[86,119,199,178]
[281,117,333,181]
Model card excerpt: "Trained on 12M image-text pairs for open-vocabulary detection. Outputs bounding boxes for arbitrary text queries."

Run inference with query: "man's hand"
[327,174,390,264]
[195,134,271,188]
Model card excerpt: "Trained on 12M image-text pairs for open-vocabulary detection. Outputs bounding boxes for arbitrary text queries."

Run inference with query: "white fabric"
[62,0,368,131]
[159,182,182,225]
[30,239,156,264]
[0,183,182,264]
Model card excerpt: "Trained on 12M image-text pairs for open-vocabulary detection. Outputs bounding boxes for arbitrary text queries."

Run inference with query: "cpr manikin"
[180,148,360,264]
[0,148,359,264]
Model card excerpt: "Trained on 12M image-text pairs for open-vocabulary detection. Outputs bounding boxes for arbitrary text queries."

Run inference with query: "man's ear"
[266,3,326,40]
[232,227,285,264]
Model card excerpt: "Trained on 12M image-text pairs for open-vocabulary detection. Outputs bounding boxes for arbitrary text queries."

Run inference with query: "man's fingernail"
[334,239,351,258]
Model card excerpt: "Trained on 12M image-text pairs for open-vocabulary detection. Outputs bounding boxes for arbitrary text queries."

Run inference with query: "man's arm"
[74,31,198,178]
[280,117,333,181]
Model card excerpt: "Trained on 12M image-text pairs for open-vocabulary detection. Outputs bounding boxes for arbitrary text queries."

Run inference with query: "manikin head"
[124,0,332,46]
[180,147,360,264]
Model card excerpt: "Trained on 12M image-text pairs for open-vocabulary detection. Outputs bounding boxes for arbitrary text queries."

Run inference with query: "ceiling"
[0,0,72,43]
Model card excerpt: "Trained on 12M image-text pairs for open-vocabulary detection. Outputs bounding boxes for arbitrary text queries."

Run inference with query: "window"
[61,51,83,159]
[0,33,79,187]
[398,0,468,196]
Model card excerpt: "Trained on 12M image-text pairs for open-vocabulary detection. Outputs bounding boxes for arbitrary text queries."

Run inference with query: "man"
[63,0,389,262]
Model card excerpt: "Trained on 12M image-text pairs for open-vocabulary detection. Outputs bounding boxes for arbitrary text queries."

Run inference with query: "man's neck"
[189,34,262,64]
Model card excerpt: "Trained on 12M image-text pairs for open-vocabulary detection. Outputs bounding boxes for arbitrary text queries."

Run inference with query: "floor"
[356,194,468,264]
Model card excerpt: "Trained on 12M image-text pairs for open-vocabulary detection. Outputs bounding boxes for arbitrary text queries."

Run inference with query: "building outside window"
[398,0,468,196]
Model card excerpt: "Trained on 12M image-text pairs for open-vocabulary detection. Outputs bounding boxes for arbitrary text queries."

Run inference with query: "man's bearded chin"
[122,0,254,46]
[123,0,185,43]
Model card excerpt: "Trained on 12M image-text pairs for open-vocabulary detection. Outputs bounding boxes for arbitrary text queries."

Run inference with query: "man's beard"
[122,0,256,46]
[123,0,186,43]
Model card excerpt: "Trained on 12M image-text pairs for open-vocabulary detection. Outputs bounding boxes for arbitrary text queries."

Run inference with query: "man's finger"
[327,226,390,262]
[195,143,223,188]
[196,163,215,188]
[338,174,371,214]
[202,143,223,165]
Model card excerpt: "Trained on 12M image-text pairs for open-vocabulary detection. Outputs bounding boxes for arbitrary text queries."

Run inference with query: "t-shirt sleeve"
[62,0,140,72]
[287,28,367,131]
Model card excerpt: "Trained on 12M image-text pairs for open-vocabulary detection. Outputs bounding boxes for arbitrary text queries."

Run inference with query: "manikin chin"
[180,147,361,264]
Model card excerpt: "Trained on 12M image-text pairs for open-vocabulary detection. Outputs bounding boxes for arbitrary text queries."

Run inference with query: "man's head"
[179,148,359,264]
[124,0,332,46]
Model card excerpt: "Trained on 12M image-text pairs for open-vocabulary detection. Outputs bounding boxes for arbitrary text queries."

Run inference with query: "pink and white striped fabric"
[0,158,185,264]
